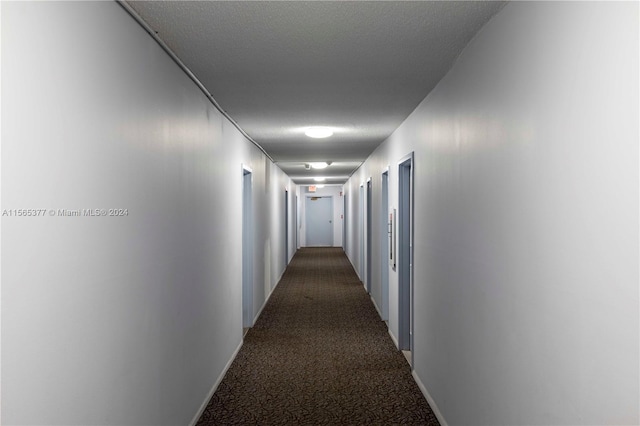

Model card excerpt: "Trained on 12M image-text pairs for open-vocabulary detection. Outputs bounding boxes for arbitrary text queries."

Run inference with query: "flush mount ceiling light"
[314,177,326,182]
[310,162,329,169]
[305,127,333,139]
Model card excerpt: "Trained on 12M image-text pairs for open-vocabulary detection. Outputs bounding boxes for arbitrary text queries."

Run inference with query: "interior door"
[306,196,333,246]
[366,179,372,293]
[242,167,253,329]
[398,154,414,357]
[381,170,389,321]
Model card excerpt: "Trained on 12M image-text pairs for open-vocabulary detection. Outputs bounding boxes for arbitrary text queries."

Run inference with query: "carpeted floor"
[196,248,439,425]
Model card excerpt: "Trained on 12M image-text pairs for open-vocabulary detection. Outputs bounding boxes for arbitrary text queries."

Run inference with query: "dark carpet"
[196,248,439,425]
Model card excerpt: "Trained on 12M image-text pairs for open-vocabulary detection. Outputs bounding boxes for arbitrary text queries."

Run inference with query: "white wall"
[344,2,639,425]
[1,2,295,424]
[298,185,344,248]
[345,161,393,325]
[344,180,363,281]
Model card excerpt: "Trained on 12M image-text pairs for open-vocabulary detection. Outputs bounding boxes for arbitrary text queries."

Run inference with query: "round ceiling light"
[305,127,333,139]
[314,177,326,182]
[310,162,328,169]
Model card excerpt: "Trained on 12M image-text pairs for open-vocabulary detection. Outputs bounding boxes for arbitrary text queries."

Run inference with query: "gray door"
[359,185,364,279]
[381,171,389,321]
[284,189,289,267]
[242,168,253,328]
[306,196,333,246]
[399,155,413,354]
[366,180,372,293]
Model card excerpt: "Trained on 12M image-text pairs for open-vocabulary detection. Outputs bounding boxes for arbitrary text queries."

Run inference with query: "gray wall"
[344,2,639,425]
[1,2,294,424]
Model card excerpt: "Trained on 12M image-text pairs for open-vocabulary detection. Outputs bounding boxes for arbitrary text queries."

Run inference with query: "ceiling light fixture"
[314,177,326,182]
[310,162,328,169]
[305,127,333,139]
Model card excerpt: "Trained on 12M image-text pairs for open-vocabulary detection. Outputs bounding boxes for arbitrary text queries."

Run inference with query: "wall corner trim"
[189,339,244,426]
[412,370,449,426]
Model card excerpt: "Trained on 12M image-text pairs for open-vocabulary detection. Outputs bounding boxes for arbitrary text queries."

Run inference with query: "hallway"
[2,2,638,425]
[196,248,438,425]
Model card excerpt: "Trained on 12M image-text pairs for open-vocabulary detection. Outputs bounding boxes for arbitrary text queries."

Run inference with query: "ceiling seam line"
[116,0,275,163]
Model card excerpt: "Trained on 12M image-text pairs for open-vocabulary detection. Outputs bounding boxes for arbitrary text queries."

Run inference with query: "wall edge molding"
[189,339,243,426]
[412,370,448,426]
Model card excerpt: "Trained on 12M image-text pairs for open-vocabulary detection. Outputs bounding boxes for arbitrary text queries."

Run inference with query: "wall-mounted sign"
[308,185,316,192]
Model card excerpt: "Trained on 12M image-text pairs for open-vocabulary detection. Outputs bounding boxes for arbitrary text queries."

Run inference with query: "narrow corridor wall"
[344,2,639,425]
[1,2,294,424]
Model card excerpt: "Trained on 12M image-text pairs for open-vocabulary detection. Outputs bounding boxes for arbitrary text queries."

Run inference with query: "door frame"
[241,165,254,329]
[398,153,414,358]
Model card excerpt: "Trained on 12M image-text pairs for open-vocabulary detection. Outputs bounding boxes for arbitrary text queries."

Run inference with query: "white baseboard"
[192,255,288,423]
[189,339,243,426]
[388,328,399,349]
[370,295,383,319]
[411,370,448,426]
[253,286,273,324]
[346,254,361,280]
[253,268,282,324]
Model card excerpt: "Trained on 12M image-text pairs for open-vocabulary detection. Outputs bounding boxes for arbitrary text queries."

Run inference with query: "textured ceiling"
[126,1,505,184]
